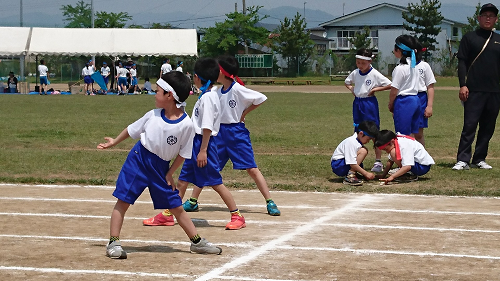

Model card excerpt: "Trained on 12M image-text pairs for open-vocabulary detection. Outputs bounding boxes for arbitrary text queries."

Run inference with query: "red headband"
[219,65,245,86]
[377,140,393,150]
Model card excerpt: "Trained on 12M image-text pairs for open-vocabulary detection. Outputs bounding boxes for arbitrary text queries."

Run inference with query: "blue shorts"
[118,77,127,87]
[84,76,94,84]
[393,95,421,135]
[113,141,182,210]
[410,162,431,176]
[331,158,364,177]
[216,123,257,170]
[40,76,48,85]
[417,91,428,129]
[179,134,223,188]
[353,96,380,127]
[102,75,109,85]
[131,77,138,86]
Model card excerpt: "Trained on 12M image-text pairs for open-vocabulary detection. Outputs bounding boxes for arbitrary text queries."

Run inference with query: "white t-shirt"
[345,67,392,98]
[161,63,172,74]
[415,61,436,92]
[391,58,419,96]
[117,67,129,78]
[217,82,267,124]
[101,66,110,76]
[127,108,195,161]
[387,135,435,166]
[331,133,363,165]
[38,65,48,77]
[130,68,137,77]
[82,66,94,76]
[176,66,183,73]
[191,86,221,136]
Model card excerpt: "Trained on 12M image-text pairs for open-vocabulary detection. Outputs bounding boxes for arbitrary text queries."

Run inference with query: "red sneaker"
[225,213,246,230]
[143,212,175,226]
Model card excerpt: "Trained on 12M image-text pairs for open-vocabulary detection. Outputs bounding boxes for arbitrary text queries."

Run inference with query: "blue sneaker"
[183,200,199,212]
[266,200,281,216]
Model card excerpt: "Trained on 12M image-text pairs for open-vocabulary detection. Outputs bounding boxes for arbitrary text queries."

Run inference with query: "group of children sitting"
[332,34,435,186]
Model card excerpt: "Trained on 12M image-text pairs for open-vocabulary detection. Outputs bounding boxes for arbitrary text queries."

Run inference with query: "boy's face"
[355,59,371,73]
[155,87,170,108]
[193,74,203,88]
[382,141,395,153]
[357,132,372,144]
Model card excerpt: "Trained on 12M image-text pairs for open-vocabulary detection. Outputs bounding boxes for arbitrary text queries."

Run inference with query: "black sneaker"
[394,172,418,183]
[343,173,363,186]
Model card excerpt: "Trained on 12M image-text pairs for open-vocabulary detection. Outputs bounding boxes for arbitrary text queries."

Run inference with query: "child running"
[375,129,435,184]
[179,55,281,216]
[345,48,392,173]
[330,120,380,186]
[98,71,222,259]
[143,58,246,230]
[389,35,421,136]
[413,42,436,147]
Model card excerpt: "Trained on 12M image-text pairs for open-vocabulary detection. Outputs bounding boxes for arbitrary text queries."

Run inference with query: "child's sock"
[109,236,119,244]
[266,198,274,204]
[375,159,381,162]
[189,197,198,204]
[230,209,241,216]
[162,209,172,216]
[190,234,201,244]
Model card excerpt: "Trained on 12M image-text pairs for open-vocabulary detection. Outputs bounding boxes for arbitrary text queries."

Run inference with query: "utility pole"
[243,0,248,54]
[20,0,23,27]
[91,0,95,64]
[235,2,237,13]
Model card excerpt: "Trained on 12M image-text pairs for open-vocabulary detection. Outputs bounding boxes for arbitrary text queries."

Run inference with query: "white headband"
[355,55,373,61]
[156,78,186,109]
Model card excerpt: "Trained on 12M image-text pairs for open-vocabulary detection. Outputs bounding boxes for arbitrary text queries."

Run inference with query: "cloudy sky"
[0,0,478,28]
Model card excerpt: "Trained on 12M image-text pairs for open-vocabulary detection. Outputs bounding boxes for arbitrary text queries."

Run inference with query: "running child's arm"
[349,164,375,180]
[388,87,398,113]
[97,128,130,149]
[368,85,392,96]
[167,155,186,191]
[425,84,435,118]
[240,104,261,122]
[380,165,411,183]
[197,129,212,168]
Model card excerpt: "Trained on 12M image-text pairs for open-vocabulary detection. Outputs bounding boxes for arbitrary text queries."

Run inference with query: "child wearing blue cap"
[101,62,111,90]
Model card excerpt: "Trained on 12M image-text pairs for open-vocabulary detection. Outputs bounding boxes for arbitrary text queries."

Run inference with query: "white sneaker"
[471,161,492,169]
[388,167,400,175]
[106,241,127,259]
[371,162,383,173]
[190,238,222,255]
[452,161,470,170]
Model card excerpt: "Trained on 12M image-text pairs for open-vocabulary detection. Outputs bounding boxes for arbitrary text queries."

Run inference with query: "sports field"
[1,183,500,280]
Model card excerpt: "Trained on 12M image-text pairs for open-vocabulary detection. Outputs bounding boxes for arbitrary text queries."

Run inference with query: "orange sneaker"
[225,213,246,230]
[143,212,175,226]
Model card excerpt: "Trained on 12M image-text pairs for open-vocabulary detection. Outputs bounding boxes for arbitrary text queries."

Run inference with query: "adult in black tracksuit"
[454,3,500,170]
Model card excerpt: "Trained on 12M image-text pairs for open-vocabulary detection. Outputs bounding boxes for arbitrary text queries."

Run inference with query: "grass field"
[0,86,499,196]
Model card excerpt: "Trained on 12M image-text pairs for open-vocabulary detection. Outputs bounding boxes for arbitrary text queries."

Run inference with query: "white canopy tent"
[0,26,32,56]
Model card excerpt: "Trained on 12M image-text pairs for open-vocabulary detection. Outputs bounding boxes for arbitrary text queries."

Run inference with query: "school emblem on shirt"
[365,80,372,86]
[194,107,199,117]
[228,100,237,108]
[166,135,177,145]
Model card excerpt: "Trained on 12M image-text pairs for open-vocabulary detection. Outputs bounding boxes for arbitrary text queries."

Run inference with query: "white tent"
[0,26,31,56]
[28,28,198,57]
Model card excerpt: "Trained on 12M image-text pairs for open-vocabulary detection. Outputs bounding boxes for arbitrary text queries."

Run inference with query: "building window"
[316,44,326,55]
[337,30,356,49]
[453,27,459,37]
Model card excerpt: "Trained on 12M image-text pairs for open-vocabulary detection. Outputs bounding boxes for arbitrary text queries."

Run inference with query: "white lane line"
[1,212,500,234]
[194,194,376,281]
[279,246,500,260]
[353,208,500,216]
[0,196,330,209]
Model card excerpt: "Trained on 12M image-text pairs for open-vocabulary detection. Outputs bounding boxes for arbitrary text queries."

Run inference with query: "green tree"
[198,6,269,57]
[402,0,444,60]
[271,12,315,77]
[61,1,132,28]
[345,26,373,69]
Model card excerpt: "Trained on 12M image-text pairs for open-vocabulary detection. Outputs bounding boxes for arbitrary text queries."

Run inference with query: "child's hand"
[97,137,115,149]
[365,172,376,180]
[379,175,395,184]
[166,173,176,191]
[424,106,433,118]
[197,151,207,168]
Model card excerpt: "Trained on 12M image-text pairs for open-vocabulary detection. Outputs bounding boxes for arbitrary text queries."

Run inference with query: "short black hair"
[40,59,45,64]
[161,71,191,103]
[394,35,418,65]
[194,58,219,87]
[356,120,379,138]
[374,129,396,147]
[144,77,150,82]
[218,55,240,76]
[356,48,373,58]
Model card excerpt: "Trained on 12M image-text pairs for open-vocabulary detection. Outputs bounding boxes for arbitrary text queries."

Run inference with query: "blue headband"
[396,42,416,68]
[354,123,375,138]
[195,72,211,98]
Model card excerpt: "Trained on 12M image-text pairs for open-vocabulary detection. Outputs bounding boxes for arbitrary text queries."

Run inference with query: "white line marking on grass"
[2,212,500,234]
[0,265,191,278]
[353,208,500,216]
[278,246,500,260]
[194,194,376,281]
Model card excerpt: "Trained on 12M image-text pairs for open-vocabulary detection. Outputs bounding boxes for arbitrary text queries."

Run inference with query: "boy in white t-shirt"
[101,62,111,90]
[345,48,392,173]
[375,129,435,184]
[330,120,380,186]
[38,59,49,95]
[160,58,172,77]
[97,71,222,259]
